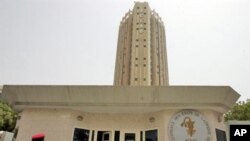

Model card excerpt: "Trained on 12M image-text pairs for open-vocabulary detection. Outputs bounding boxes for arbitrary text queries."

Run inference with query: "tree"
[0,99,17,131]
[224,100,250,121]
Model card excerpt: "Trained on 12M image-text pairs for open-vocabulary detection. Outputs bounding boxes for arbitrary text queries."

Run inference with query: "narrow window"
[216,129,227,141]
[115,131,120,141]
[140,131,143,141]
[91,131,95,141]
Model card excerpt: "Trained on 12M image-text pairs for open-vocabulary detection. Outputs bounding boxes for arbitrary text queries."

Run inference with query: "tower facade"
[114,2,169,86]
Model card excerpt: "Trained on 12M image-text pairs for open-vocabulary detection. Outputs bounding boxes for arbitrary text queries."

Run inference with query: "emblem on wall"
[181,116,196,137]
[168,110,211,141]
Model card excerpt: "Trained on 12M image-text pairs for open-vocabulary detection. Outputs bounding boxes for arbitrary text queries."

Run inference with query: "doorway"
[97,131,111,141]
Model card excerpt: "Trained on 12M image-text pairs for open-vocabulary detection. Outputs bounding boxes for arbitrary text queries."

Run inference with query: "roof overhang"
[2,85,240,113]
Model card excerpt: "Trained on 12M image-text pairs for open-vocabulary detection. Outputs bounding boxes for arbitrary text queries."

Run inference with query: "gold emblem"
[181,116,196,137]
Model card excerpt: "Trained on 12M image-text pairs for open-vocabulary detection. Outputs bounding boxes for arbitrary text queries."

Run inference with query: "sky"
[0,0,249,101]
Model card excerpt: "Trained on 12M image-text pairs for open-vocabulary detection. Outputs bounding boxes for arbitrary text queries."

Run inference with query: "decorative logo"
[168,110,211,141]
[181,116,196,137]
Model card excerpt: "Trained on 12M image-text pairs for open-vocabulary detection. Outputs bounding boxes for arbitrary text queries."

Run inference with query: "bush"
[0,99,17,131]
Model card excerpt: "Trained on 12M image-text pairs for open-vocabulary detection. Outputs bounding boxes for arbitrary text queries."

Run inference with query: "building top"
[2,85,240,113]
[114,2,169,86]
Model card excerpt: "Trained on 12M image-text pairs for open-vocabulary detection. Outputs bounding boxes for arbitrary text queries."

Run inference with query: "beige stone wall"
[15,108,228,141]
[16,109,74,141]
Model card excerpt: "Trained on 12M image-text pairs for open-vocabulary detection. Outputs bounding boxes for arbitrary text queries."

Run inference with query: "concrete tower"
[114,2,169,86]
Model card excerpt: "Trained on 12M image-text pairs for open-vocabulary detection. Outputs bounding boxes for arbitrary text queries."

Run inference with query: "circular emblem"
[168,110,211,141]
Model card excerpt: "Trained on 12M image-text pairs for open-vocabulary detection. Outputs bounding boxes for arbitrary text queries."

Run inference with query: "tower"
[114,2,169,86]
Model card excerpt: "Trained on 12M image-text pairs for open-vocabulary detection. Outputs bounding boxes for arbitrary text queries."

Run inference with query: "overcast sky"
[0,0,249,101]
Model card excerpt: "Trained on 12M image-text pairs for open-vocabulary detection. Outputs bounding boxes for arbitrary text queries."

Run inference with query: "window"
[97,131,111,141]
[143,64,146,67]
[216,129,227,141]
[73,128,90,141]
[145,129,158,141]
[125,133,135,141]
[91,131,95,141]
[140,131,143,141]
[115,131,120,141]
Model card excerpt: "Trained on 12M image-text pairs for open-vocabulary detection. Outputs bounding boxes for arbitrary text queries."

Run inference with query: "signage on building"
[168,110,211,141]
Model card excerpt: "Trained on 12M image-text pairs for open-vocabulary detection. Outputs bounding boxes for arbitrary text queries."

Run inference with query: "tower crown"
[114,2,169,86]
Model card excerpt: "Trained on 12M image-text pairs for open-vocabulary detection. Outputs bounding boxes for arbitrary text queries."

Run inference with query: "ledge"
[2,85,240,113]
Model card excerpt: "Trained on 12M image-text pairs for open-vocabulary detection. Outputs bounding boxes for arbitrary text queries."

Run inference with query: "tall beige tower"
[114,2,169,86]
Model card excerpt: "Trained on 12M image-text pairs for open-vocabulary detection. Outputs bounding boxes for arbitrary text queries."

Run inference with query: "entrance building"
[2,86,239,141]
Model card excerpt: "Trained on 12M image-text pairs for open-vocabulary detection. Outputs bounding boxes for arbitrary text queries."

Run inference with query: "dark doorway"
[73,128,90,141]
[115,131,120,141]
[97,131,111,141]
